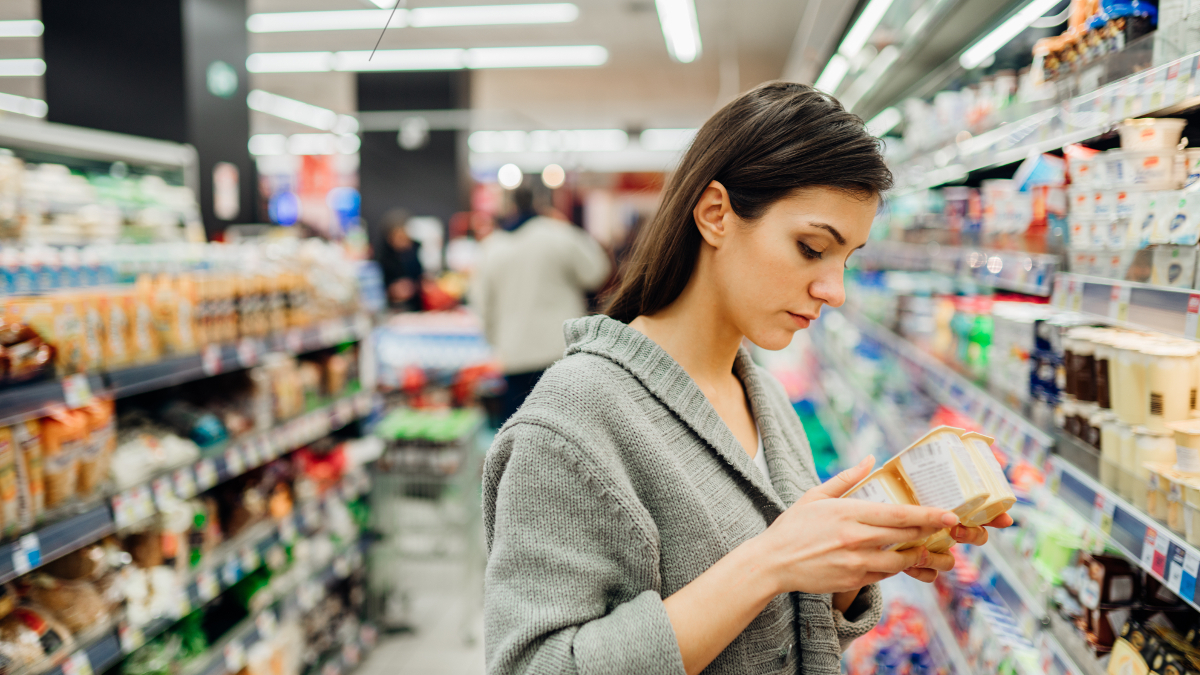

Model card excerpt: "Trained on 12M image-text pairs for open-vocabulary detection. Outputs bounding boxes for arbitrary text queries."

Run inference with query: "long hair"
[602,82,893,323]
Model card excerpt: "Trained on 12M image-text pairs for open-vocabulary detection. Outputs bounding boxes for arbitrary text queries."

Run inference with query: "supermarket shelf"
[855,241,1060,297]
[1048,454,1200,612]
[0,314,368,428]
[893,50,1200,193]
[1051,273,1200,342]
[807,333,908,460]
[0,502,114,585]
[1046,613,1107,675]
[112,389,376,531]
[836,308,1055,465]
[0,117,197,174]
[913,582,977,675]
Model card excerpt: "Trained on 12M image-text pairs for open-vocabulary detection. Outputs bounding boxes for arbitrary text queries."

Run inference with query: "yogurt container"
[1122,149,1179,190]
[1119,117,1187,151]
[959,432,1017,527]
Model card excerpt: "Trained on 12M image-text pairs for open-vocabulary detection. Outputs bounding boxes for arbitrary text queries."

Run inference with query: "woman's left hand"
[903,513,1015,583]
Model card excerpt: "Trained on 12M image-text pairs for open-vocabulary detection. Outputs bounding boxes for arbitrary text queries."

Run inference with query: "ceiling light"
[409,4,578,27]
[497,163,523,189]
[0,59,45,77]
[465,45,607,68]
[468,129,628,153]
[0,92,46,118]
[336,49,466,72]
[246,52,334,73]
[0,20,43,38]
[838,0,895,58]
[542,164,566,188]
[866,107,902,136]
[840,45,900,111]
[249,134,288,156]
[960,0,1061,69]
[814,54,850,93]
[655,0,702,63]
[639,128,696,151]
[246,4,577,33]
[248,90,338,130]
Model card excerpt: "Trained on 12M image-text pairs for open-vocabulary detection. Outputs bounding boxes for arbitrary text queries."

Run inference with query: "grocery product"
[38,410,83,508]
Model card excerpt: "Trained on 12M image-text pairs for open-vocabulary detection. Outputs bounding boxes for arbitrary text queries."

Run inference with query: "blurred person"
[471,188,610,423]
[482,83,1011,675]
[378,209,424,312]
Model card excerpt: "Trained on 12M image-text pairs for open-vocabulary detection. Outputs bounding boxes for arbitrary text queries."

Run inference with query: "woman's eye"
[798,242,823,260]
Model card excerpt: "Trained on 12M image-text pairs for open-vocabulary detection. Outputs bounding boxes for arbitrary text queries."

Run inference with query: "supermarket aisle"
[359,557,486,675]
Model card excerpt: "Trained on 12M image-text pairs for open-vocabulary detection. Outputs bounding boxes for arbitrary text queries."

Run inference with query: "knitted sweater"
[483,315,882,675]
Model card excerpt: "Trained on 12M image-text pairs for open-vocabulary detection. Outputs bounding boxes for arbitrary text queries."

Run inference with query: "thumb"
[800,455,876,503]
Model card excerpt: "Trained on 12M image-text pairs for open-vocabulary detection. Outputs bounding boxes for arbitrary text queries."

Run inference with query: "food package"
[151,274,197,356]
[0,321,54,386]
[77,398,115,496]
[42,545,106,581]
[0,427,18,538]
[39,411,84,509]
[24,576,107,633]
[843,426,1016,553]
[78,294,105,373]
[128,280,159,364]
[0,605,75,670]
[99,291,132,369]
[7,297,85,377]
[13,420,44,527]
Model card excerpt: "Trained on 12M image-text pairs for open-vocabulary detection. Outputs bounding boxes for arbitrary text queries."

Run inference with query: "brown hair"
[602,82,892,324]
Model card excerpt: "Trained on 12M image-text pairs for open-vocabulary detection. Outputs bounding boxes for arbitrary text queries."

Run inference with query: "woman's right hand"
[752,456,960,596]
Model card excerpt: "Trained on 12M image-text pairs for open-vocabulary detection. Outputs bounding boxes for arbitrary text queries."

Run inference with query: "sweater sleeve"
[831,583,883,652]
[483,423,685,675]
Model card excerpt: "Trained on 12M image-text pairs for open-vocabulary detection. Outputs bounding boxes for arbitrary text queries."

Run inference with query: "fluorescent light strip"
[248,46,607,73]
[838,0,895,58]
[0,92,46,118]
[0,20,43,38]
[468,129,628,153]
[866,106,901,136]
[960,0,1061,69]
[639,128,697,151]
[0,59,45,77]
[814,54,850,93]
[840,45,900,111]
[249,133,360,156]
[246,4,577,33]
[655,0,702,63]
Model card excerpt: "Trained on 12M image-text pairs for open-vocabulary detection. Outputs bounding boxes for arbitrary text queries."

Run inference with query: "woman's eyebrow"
[806,222,846,245]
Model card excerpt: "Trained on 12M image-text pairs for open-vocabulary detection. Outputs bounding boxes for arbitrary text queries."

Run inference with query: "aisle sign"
[1154,532,1172,577]
[1183,553,1200,601]
[11,533,40,575]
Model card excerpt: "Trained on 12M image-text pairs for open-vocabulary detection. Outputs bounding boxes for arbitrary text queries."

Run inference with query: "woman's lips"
[788,312,813,328]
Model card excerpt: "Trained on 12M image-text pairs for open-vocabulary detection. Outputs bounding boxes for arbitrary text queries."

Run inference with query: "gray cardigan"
[483,315,882,675]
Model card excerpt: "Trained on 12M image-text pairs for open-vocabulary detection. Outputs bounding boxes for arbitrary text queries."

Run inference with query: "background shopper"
[378,209,425,312]
[470,188,611,422]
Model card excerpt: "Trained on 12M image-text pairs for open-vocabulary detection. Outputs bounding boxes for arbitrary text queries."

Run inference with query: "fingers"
[871,546,928,575]
[984,513,1014,529]
[856,522,947,548]
[951,525,988,546]
[903,568,939,583]
[800,455,876,502]
[915,551,955,573]
[849,501,959,530]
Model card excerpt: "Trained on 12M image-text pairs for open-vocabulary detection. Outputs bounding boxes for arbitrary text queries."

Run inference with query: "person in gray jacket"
[482,82,1012,675]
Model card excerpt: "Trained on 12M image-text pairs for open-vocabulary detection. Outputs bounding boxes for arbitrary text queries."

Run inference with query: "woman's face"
[708,186,877,350]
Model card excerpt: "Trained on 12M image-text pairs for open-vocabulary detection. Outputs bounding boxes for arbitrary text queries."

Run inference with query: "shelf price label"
[1183,552,1200,601]
[1189,295,1200,339]
[224,641,247,673]
[197,570,219,602]
[237,338,260,368]
[118,622,145,653]
[61,650,93,675]
[1143,528,1160,570]
[278,516,297,544]
[202,344,222,376]
[1093,494,1116,535]
[10,533,40,575]
[1169,546,1187,594]
[240,546,260,573]
[225,446,246,477]
[62,374,93,409]
[173,466,197,499]
[1108,284,1132,322]
[221,558,240,586]
[196,459,219,491]
[151,476,175,512]
[285,330,304,354]
[256,609,277,639]
[1154,531,1172,578]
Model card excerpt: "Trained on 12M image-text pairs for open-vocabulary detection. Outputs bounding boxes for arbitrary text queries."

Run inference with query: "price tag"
[197,570,219,602]
[225,445,246,478]
[175,589,191,619]
[1167,61,1181,104]
[1094,494,1116,535]
[221,557,241,586]
[152,476,174,512]
[10,533,40,575]
[256,437,273,462]
[61,650,93,675]
[196,459,219,490]
[62,374,94,409]
[279,516,297,544]
[1069,278,1082,312]
[1052,277,1066,307]
[1154,532,1172,577]
[240,546,260,573]
[174,466,197,499]
[285,330,304,354]
[202,344,222,376]
[256,609,277,638]
[1189,295,1200,338]
[1182,552,1200,601]
[237,338,260,368]
[132,484,155,521]
[118,622,145,653]
[1169,546,1187,594]
[1143,528,1159,569]
[112,491,133,529]
[224,641,247,673]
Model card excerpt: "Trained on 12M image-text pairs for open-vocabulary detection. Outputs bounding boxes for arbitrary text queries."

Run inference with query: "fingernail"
[941,513,959,527]
[952,525,965,540]
[860,455,874,467]
[919,550,929,566]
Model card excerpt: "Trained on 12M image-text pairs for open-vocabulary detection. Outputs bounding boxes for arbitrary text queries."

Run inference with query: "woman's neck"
[628,269,744,387]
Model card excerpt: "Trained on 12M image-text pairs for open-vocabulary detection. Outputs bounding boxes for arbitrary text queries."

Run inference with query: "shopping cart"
[365,407,487,644]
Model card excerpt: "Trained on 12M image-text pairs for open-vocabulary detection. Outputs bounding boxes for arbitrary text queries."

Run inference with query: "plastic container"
[1103,149,1126,187]
[1100,418,1126,490]
[960,432,1016,527]
[1119,118,1187,151]
[1146,462,1173,520]
[1185,480,1200,546]
[1168,418,1200,475]
[1143,343,1200,432]
[1113,342,1150,426]
[1118,423,1139,501]
[1073,152,1101,187]
[1133,426,1176,510]
[1185,148,1200,188]
[1122,149,1180,190]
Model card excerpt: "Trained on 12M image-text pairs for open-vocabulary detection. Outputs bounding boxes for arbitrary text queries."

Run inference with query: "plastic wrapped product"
[959,432,1017,527]
[0,605,75,670]
[844,469,927,551]
[24,576,107,633]
[13,420,43,528]
[38,411,83,509]
[76,399,115,496]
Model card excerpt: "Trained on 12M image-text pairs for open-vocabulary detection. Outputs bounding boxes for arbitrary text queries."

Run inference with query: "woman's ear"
[693,180,732,248]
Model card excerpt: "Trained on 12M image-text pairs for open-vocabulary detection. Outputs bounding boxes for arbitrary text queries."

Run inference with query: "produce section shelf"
[893,50,1200,193]
[1048,454,1200,613]
[855,241,1060,297]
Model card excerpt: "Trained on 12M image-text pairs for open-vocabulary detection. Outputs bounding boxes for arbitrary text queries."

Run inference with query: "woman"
[482,82,1011,675]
